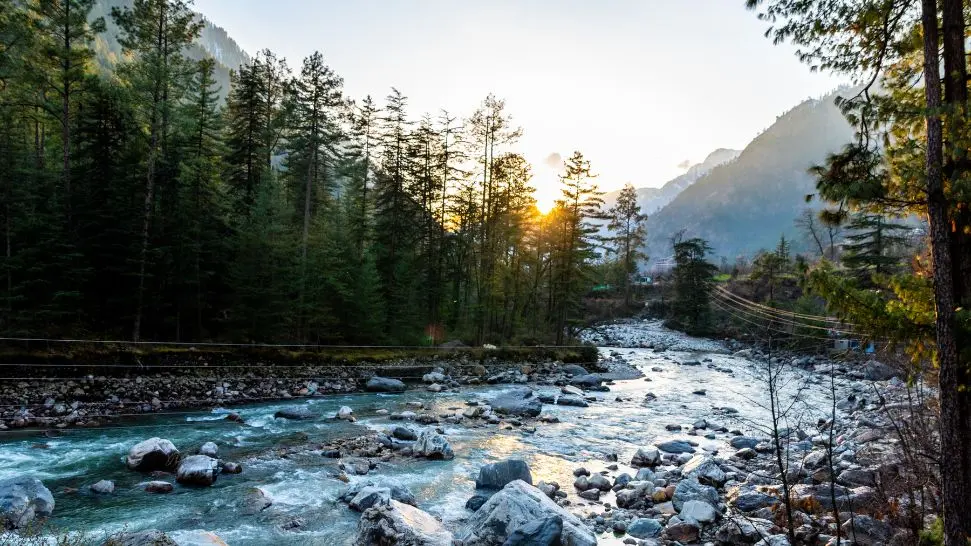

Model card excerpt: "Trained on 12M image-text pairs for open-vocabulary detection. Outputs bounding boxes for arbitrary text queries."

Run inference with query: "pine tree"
[670,237,717,334]
[840,212,909,281]
[607,183,647,305]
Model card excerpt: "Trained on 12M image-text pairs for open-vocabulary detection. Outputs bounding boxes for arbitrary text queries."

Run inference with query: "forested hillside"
[645,89,855,261]
[0,0,619,346]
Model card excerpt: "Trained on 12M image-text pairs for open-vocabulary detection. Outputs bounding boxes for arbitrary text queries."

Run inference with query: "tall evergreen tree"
[607,183,647,305]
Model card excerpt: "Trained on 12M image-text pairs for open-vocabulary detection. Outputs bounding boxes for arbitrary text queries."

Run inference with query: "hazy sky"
[194,0,845,209]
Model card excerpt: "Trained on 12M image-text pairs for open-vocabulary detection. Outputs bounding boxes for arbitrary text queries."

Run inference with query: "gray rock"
[366,376,406,393]
[656,439,696,454]
[627,518,663,539]
[681,454,727,487]
[241,487,272,515]
[143,481,173,493]
[90,480,115,494]
[176,455,219,486]
[491,388,543,418]
[126,437,180,471]
[587,474,611,492]
[459,480,596,546]
[466,494,489,511]
[731,488,780,512]
[392,426,419,441]
[679,499,718,524]
[631,446,661,467]
[715,517,775,544]
[336,406,355,421]
[673,478,719,511]
[423,372,447,383]
[863,360,896,381]
[556,395,589,407]
[578,488,600,500]
[356,500,454,546]
[414,430,454,460]
[754,536,791,546]
[0,477,54,529]
[339,481,417,507]
[503,515,564,546]
[102,530,177,546]
[349,486,392,512]
[476,459,533,489]
[838,468,876,486]
[570,374,605,389]
[273,406,315,420]
[634,468,656,482]
[841,515,893,546]
[559,364,589,376]
[199,442,218,457]
[730,436,760,450]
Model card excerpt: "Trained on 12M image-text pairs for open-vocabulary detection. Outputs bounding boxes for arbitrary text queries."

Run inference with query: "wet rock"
[656,439,696,454]
[126,437,180,471]
[571,374,607,391]
[414,430,454,460]
[336,406,355,421]
[176,455,219,486]
[349,486,392,512]
[220,462,242,474]
[631,446,661,467]
[90,480,115,494]
[366,377,406,393]
[241,487,272,515]
[476,459,533,490]
[730,436,760,449]
[841,515,893,545]
[199,442,218,458]
[681,454,727,487]
[273,407,315,420]
[0,477,54,529]
[672,478,719,511]
[143,481,173,494]
[356,500,453,546]
[679,499,718,524]
[466,494,489,511]
[491,388,542,418]
[556,395,589,407]
[459,480,596,546]
[578,488,600,500]
[103,530,177,546]
[391,426,418,441]
[587,474,611,492]
[627,518,663,539]
[339,481,417,507]
[561,385,584,396]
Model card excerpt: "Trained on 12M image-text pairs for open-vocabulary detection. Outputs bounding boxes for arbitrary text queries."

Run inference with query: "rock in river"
[126,437,180,471]
[366,376,406,393]
[90,480,115,494]
[273,406,315,420]
[356,500,453,546]
[414,430,454,460]
[176,455,219,486]
[198,441,218,458]
[490,388,542,418]
[0,477,54,529]
[476,459,533,489]
[349,486,392,512]
[103,529,177,546]
[459,480,596,546]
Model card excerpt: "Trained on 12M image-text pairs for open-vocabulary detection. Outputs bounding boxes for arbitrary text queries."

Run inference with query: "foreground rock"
[176,455,220,486]
[0,477,54,529]
[459,480,596,546]
[356,500,453,546]
[475,459,533,489]
[366,376,406,393]
[126,437,180,471]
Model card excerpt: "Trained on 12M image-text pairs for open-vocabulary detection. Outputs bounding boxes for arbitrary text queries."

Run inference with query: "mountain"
[603,148,741,216]
[644,88,856,262]
[90,0,250,98]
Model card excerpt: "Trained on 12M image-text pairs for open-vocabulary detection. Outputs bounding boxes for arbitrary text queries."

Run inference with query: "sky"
[194,0,845,212]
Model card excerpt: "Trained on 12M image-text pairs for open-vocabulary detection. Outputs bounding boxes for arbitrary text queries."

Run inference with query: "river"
[0,322,838,545]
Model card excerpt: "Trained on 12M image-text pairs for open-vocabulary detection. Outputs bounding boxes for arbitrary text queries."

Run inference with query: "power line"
[0,337,584,350]
[712,290,858,335]
[713,286,850,325]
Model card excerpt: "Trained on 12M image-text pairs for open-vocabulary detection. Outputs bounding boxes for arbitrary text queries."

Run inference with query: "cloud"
[676,159,692,170]
[544,152,564,170]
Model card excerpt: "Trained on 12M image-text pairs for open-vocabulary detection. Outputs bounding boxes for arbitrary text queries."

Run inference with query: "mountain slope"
[603,148,741,216]
[645,88,856,261]
[90,0,250,97]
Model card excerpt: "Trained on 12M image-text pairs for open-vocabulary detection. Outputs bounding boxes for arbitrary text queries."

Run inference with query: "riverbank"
[0,321,925,545]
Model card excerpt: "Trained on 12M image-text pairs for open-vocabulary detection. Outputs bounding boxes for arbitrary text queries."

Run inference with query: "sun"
[532,167,560,214]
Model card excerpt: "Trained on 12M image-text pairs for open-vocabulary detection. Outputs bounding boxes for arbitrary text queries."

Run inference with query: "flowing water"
[0,326,835,545]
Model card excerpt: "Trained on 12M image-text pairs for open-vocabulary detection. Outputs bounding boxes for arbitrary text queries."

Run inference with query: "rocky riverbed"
[0,321,916,545]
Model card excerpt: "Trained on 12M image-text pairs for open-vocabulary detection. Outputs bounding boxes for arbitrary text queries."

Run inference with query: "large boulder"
[459,480,596,546]
[631,446,661,467]
[414,430,454,460]
[0,477,54,529]
[476,459,533,490]
[126,437,180,471]
[102,530,177,546]
[356,500,453,546]
[681,454,727,487]
[176,455,219,486]
[491,388,543,418]
[366,376,406,393]
[673,478,719,511]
